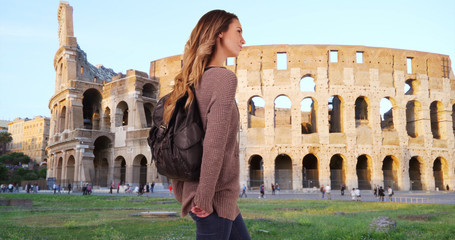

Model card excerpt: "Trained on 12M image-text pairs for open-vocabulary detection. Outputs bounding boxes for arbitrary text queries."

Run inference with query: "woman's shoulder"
[204,67,236,80]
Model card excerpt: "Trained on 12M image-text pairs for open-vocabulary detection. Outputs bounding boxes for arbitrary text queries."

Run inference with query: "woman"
[166,10,250,239]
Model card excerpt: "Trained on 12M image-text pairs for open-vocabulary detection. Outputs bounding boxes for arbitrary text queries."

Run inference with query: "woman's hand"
[191,205,210,218]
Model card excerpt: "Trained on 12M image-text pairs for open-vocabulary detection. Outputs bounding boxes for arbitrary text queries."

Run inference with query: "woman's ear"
[218,32,224,39]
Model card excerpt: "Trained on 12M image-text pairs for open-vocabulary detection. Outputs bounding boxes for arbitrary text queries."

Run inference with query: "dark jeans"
[189,211,251,240]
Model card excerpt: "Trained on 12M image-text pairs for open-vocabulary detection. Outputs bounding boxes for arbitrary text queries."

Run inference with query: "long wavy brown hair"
[163,10,238,124]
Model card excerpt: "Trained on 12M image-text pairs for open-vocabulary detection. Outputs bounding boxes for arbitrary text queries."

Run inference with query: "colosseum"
[47,2,454,191]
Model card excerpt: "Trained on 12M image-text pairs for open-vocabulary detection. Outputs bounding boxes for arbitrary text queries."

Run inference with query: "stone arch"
[144,103,154,128]
[409,156,424,190]
[382,155,399,190]
[355,96,369,127]
[275,154,293,190]
[248,155,264,189]
[433,157,449,191]
[247,96,265,128]
[116,101,129,127]
[133,154,148,186]
[59,106,66,133]
[404,79,420,95]
[356,154,372,189]
[406,100,423,138]
[330,154,346,189]
[302,154,319,188]
[83,88,102,130]
[142,83,157,98]
[430,101,445,139]
[274,95,292,128]
[93,136,111,187]
[66,155,75,186]
[380,97,395,130]
[114,156,126,185]
[328,95,343,133]
[299,75,315,92]
[300,97,317,134]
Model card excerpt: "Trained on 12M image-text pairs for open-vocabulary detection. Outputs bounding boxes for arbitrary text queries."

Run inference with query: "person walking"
[355,188,361,201]
[168,9,250,239]
[325,185,332,200]
[240,184,247,198]
[351,188,356,201]
[67,183,72,194]
[259,184,265,198]
[341,184,345,196]
[378,186,385,202]
[271,183,275,195]
[151,181,155,193]
[321,185,325,199]
[387,185,393,202]
[53,183,57,194]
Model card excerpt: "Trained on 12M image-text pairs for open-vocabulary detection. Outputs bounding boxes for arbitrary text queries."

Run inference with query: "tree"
[0,164,7,181]
[0,152,32,165]
[0,132,13,155]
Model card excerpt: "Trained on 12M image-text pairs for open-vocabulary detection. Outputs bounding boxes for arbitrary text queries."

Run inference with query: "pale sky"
[1,0,454,121]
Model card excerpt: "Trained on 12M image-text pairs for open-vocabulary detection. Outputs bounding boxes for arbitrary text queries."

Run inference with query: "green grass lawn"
[1,194,454,239]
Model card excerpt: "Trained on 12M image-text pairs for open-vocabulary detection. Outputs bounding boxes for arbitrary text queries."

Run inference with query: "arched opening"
[66,155,75,186]
[406,101,422,138]
[133,155,148,186]
[380,97,394,130]
[248,155,264,189]
[356,155,372,190]
[59,106,66,133]
[409,156,423,190]
[355,96,368,127]
[299,75,315,92]
[274,95,292,128]
[430,101,445,139]
[301,97,317,134]
[93,136,111,187]
[114,156,126,185]
[302,154,319,188]
[83,89,102,130]
[329,96,343,133]
[144,103,154,128]
[433,157,449,191]
[329,154,345,190]
[142,83,157,98]
[116,101,129,127]
[103,107,111,130]
[56,157,63,185]
[275,154,293,190]
[247,96,265,128]
[382,156,399,190]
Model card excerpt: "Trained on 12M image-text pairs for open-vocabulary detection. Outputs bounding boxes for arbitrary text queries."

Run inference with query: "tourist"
[373,184,378,198]
[276,184,280,194]
[321,185,325,199]
[351,188,356,201]
[240,184,247,198]
[271,183,275,195]
[341,184,345,196]
[355,188,361,201]
[68,183,72,194]
[259,184,265,198]
[387,185,393,201]
[53,183,57,194]
[378,186,385,202]
[325,185,331,200]
[150,181,155,193]
[168,9,250,239]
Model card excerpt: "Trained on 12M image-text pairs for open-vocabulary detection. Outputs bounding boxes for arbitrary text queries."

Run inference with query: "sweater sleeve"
[193,69,238,214]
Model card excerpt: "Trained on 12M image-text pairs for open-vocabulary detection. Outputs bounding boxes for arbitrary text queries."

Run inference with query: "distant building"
[0,120,9,132]
[8,116,50,163]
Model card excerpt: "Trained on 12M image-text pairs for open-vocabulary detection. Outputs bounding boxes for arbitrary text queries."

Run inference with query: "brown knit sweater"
[172,67,240,221]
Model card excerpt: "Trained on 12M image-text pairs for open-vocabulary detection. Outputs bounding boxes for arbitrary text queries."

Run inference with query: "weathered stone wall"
[47,2,162,190]
[150,44,455,191]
